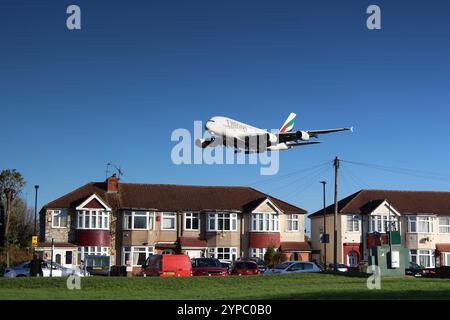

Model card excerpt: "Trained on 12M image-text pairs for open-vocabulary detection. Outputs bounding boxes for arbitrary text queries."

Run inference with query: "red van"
[141,254,192,277]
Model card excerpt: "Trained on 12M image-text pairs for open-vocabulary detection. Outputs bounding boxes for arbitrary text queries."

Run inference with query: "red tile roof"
[43,182,306,215]
[179,237,207,248]
[309,189,450,218]
[280,242,311,252]
[436,244,450,252]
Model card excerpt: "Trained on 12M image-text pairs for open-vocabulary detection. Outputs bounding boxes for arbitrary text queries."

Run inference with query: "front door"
[52,249,74,268]
[347,251,358,267]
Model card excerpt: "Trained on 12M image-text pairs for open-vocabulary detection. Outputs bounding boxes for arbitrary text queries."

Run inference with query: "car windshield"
[194,259,221,268]
[275,262,292,270]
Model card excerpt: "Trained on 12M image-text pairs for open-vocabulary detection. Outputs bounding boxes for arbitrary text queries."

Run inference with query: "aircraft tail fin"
[280,113,296,132]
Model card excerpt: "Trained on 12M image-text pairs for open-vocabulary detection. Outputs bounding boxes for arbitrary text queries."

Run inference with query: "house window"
[184,213,199,230]
[52,210,67,228]
[251,213,279,232]
[250,248,267,260]
[208,247,237,261]
[122,246,154,266]
[369,215,398,233]
[286,214,299,232]
[123,211,155,230]
[410,249,434,268]
[162,213,176,230]
[77,210,109,230]
[439,217,450,234]
[346,215,360,232]
[408,216,433,233]
[207,213,237,232]
[78,246,109,262]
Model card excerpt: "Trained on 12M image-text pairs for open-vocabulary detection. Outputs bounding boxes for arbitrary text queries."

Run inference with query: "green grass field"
[1,273,450,300]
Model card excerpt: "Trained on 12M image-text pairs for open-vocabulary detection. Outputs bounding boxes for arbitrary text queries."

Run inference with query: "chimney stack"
[106,174,119,193]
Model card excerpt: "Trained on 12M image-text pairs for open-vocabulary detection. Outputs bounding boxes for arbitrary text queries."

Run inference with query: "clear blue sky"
[1,0,450,233]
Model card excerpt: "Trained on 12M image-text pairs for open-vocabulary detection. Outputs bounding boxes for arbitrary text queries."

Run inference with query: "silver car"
[3,261,89,278]
[264,261,322,275]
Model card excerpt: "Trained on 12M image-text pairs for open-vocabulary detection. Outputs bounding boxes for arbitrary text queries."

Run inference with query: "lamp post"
[34,185,39,237]
[320,181,327,269]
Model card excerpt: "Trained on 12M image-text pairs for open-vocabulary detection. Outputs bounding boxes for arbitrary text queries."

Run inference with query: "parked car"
[230,260,260,276]
[191,258,229,276]
[405,262,426,277]
[218,259,232,270]
[238,257,266,273]
[3,261,88,278]
[327,263,348,272]
[264,261,322,275]
[141,254,192,277]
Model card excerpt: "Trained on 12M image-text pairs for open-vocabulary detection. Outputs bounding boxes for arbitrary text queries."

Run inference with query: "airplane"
[195,113,353,153]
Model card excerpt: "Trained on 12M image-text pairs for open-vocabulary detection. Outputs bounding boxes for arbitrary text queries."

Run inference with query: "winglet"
[280,113,296,133]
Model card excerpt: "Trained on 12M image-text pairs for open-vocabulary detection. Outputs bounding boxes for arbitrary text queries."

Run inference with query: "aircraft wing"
[287,141,321,147]
[278,127,353,142]
[307,127,353,136]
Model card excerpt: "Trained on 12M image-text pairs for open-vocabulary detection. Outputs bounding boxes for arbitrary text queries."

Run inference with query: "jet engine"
[296,131,310,141]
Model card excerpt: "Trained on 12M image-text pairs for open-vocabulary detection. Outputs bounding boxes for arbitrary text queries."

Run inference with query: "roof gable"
[75,194,111,211]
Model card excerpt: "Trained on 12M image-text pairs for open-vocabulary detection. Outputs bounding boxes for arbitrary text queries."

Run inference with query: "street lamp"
[34,185,39,237]
[320,181,327,269]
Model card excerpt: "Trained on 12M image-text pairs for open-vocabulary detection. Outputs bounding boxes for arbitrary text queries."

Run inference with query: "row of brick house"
[309,189,450,269]
[38,175,311,272]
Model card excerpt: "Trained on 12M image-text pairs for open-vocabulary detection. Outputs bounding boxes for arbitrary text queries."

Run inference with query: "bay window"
[369,215,398,233]
[408,216,433,233]
[184,213,199,230]
[162,213,176,230]
[410,249,435,268]
[208,247,237,261]
[207,213,237,232]
[286,214,299,232]
[122,246,154,266]
[250,248,266,260]
[123,211,155,230]
[77,210,109,230]
[78,246,109,262]
[439,217,450,234]
[251,213,279,232]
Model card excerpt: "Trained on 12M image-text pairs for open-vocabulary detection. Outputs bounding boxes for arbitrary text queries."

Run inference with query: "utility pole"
[320,181,327,269]
[333,157,340,272]
[34,185,39,237]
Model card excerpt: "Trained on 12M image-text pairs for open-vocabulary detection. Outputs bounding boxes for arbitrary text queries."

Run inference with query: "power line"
[341,160,450,183]
[243,160,331,187]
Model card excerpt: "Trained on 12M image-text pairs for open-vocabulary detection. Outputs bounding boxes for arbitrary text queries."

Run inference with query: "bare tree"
[0,169,26,266]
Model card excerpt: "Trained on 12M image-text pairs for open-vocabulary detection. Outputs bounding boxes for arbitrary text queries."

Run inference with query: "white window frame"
[161,212,177,231]
[369,215,398,233]
[184,212,200,231]
[207,213,238,232]
[52,210,67,228]
[76,210,109,230]
[123,211,155,230]
[250,248,267,260]
[208,247,238,261]
[78,246,109,262]
[410,249,435,268]
[286,214,299,232]
[346,215,360,232]
[250,213,279,232]
[408,216,433,234]
[439,217,450,234]
[122,246,154,266]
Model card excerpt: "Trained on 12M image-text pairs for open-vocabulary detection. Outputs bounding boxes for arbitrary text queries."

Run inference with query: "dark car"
[238,257,266,273]
[191,258,229,276]
[230,260,260,276]
[405,261,424,277]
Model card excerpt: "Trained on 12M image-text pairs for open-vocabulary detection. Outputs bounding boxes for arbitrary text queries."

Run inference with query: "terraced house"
[310,189,450,269]
[38,175,311,272]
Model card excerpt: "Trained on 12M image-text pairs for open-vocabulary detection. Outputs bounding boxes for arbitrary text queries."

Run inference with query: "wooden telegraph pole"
[333,156,340,271]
